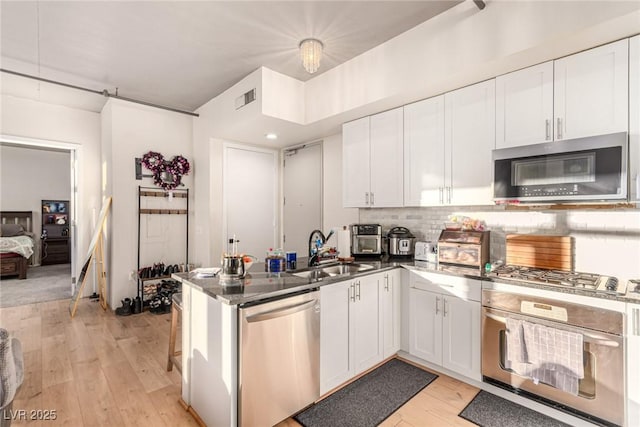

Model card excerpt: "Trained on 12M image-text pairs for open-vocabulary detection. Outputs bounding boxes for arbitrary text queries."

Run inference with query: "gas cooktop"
[489,265,627,295]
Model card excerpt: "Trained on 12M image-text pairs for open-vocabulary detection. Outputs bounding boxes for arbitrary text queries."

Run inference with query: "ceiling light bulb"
[265,133,278,140]
[299,38,323,74]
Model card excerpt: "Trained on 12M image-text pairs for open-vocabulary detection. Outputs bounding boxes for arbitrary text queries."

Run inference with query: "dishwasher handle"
[245,299,318,323]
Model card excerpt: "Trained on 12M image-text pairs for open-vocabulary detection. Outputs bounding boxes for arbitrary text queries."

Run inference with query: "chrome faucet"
[308,229,336,267]
[308,230,325,267]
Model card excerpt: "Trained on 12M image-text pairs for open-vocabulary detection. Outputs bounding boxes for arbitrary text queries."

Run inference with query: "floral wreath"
[141,151,191,191]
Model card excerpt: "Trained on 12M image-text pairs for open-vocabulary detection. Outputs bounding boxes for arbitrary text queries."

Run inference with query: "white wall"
[322,133,358,232]
[0,94,101,288]
[101,99,193,308]
[0,144,71,229]
[304,1,640,123]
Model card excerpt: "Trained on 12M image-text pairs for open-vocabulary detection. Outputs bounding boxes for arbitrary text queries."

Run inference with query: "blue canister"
[286,251,297,270]
[267,257,285,273]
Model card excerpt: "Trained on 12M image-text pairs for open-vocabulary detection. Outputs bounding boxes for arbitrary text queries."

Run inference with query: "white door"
[381,269,401,358]
[445,79,496,206]
[342,117,370,207]
[224,144,278,258]
[629,35,640,202]
[409,288,441,364]
[442,296,481,381]
[554,39,629,141]
[403,96,446,206]
[369,107,404,207]
[352,275,382,375]
[283,143,322,256]
[626,303,640,427]
[320,280,352,395]
[496,61,554,148]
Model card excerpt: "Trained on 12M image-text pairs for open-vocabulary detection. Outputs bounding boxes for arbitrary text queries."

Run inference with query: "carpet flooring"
[459,390,572,427]
[294,358,438,427]
[0,264,72,308]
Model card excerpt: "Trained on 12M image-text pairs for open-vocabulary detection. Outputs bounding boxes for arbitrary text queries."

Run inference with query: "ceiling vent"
[235,88,256,110]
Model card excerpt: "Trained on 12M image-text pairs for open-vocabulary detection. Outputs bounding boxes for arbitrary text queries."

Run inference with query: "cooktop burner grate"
[490,265,625,294]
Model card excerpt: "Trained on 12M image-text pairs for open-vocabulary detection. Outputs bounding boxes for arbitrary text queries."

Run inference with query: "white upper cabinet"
[403,96,446,206]
[342,108,403,208]
[496,61,554,148]
[403,81,495,207]
[445,79,496,206]
[495,39,629,149]
[342,116,371,207]
[554,39,629,141]
[630,35,640,202]
[370,108,404,207]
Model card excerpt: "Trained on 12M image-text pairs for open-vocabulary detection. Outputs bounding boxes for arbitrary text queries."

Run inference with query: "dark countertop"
[173,256,640,306]
[172,256,412,305]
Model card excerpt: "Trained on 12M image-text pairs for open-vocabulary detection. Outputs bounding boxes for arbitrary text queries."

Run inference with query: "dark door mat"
[294,358,437,427]
[459,390,572,427]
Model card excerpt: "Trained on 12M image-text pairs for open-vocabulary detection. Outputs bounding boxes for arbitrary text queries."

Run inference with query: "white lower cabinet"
[320,273,383,395]
[408,270,481,382]
[320,270,404,395]
[381,269,402,359]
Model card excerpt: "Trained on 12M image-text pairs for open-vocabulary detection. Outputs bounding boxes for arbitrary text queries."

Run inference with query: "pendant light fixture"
[299,38,323,74]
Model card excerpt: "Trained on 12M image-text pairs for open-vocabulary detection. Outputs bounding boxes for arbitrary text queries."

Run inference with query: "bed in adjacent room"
[0,212,35,280]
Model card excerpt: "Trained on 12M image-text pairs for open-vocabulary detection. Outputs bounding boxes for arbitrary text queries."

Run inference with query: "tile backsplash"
[359,206,640,280]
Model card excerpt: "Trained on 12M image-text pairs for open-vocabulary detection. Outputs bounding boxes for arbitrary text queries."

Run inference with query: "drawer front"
[408,269,481,302]
[1,260,19,274]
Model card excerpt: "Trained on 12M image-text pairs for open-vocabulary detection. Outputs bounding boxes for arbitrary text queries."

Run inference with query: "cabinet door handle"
[634,308,640,336]
[443,298,448,317]
[439,187,443,204]
[435,296,440,315]
[365,192,369,205]
[545,119,551,140]
[384,274,389,291]
[356,281,361,301]
[446,187,452,204]
[350,283,356,302]
[556,117,563,140]
[370,192,375,206]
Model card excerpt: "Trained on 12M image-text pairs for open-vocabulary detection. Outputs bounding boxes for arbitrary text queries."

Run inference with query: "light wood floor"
[276,359,480,427]
[1,298,481,427]
[0,298,197,427]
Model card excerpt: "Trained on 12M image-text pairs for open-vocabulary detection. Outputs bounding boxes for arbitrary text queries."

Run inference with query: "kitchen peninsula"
[173,259,405,427]
[175,256,639,427]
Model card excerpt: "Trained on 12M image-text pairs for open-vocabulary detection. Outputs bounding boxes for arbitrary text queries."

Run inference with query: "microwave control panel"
[521,185,579,197]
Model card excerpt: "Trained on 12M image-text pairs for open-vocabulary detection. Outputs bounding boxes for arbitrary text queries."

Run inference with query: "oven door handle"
[484,312,620,348]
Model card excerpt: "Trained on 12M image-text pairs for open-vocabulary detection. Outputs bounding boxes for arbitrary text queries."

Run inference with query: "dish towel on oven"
[505,318,533,377]
[523,322,584,395]
[504,318,584,395]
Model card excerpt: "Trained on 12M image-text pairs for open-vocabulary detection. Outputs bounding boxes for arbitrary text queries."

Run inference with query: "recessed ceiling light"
[265,133,278,140]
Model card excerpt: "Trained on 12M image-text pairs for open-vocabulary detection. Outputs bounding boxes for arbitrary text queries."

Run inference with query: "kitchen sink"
[292,263,375,280]
[320,263,374,276]
[292,269,332,280]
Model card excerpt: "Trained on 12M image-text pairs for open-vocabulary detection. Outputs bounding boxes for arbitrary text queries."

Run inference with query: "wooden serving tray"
[506,234,573,271]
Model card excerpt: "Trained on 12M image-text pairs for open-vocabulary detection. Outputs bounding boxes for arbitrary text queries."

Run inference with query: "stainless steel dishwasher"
[239,289,320,427]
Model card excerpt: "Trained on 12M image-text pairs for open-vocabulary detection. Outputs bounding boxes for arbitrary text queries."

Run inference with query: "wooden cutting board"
[506,234,573,271]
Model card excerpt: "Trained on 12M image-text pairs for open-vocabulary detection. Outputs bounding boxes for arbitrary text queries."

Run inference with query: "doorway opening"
[0,137,79,308]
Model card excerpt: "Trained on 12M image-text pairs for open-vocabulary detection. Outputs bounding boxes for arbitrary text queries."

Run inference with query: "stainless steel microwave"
[492,132,628,203]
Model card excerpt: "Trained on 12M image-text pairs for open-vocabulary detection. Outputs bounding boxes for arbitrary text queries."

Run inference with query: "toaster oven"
[351,224,382,256]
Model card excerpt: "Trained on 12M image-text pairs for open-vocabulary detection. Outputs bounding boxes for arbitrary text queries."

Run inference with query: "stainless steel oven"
[482,289,624,426]
[493,132,627,203]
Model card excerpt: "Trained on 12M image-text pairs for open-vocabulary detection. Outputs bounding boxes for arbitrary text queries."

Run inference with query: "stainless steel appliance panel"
[493,132,628,202]
[481,290,624,426]
[239,291,320,427]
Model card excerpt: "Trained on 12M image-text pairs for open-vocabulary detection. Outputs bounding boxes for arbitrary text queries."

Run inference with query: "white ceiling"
[0,0,462,113]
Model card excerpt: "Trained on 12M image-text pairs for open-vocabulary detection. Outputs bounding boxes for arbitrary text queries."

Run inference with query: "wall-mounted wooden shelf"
[139,190,188,198]
[139,209,188,215]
